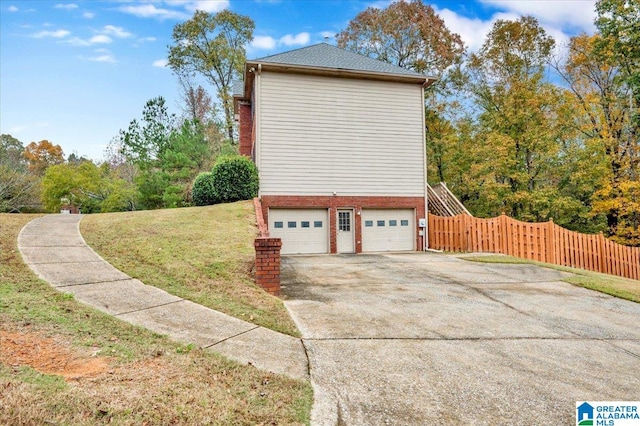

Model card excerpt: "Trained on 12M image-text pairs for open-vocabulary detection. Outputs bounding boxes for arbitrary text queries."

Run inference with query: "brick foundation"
[259,195,426,254]
[254,237,282,295]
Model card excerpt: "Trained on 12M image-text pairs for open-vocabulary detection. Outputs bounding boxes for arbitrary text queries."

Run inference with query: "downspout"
[421,79,429,251]
[422,77,443,253]
[256,63,262,198]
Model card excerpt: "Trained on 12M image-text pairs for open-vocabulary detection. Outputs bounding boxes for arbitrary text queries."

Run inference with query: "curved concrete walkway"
[18,214,308,381]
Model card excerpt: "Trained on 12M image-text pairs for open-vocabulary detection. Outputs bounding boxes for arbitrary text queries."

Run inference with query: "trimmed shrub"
[211,155,259,203]
[191,171,217,206]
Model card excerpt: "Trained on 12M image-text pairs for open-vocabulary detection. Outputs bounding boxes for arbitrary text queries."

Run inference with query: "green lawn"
[459,254,640,303]
[80,201,299,336]
[0,212,312,425]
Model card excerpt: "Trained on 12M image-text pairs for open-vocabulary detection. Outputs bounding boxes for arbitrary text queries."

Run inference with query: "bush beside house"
[191,155,259,206]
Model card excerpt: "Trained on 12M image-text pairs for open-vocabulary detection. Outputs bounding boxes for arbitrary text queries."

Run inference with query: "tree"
[168,10,254,143]
[109,97,214,209]
[117,97,175,168]
[1,135,41,212]
[41,161,137,213]
[177,74,226,160]
[554,32,639,244]
[1,134,26,166]
[67,152,90,165]
[596,0,640,127]
[336,0,464,76]
[23,140,64,175]
[592,0,640,244]
[452,17,586,222]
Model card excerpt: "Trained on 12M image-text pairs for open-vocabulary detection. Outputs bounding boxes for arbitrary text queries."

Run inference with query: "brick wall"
[254,198,281,294]
[254,237,282,295]
[253,197,269,237]
[259,195,426,253]
[238,102,253,157]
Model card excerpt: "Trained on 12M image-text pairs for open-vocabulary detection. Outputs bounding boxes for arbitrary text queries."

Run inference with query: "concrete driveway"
[281,253,640,425]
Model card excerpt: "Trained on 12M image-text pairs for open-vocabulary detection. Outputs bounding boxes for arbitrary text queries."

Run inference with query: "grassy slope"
[0,213,312,425]
[80,201,299,336]
[459,254,640,303]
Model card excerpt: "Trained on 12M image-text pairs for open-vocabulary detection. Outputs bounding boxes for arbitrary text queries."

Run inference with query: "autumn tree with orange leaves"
[23,140,65,175]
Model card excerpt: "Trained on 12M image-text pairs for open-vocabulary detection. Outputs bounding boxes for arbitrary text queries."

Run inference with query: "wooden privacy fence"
[428,213,640,281]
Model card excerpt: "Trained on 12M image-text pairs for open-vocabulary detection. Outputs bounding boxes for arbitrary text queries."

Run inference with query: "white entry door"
[336,209,354,253]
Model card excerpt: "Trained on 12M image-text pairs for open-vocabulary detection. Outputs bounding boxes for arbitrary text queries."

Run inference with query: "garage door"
[269,209,329,255]
[362,209,414,252]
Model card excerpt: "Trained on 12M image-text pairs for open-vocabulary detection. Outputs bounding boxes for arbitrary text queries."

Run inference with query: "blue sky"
[0,0,597,161]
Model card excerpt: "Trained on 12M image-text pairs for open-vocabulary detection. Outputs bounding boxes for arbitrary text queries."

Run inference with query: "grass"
[1,213,313,425]
[459,254,640,303]
[80,201,299,337]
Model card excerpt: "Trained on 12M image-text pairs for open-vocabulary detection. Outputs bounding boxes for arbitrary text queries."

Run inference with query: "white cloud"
[481,0,596,33]
[8,5,18,12]
[436,8,501,53]
[437,2,592,55]
[185,0,229,13]
[64,37,91,46]
[368,0,393,9]
[153,59,169,67]
[83,12,95,19]
[138,36,157,43]
[251,35,276,50]
[280,32,310,46]
[55,3,78,10]
[119,4,187,20]
[32,29,70,39]
[102,25,132,38]
[90,54,116,63]
[249,32,313,53]
[89,34,112,44]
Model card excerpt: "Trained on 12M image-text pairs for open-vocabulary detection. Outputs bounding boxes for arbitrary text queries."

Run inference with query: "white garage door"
[362,209,415,252]
[269,209,329,255]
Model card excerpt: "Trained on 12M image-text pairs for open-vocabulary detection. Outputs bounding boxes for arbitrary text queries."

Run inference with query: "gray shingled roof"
[249,43,425,78]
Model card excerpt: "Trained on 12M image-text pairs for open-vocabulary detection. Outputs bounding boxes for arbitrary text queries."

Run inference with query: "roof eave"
[246,60,436,86]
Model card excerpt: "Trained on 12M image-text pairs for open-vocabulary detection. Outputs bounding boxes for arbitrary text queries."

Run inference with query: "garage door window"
[362,209,414,252]
[270,209,329,255]
[338,211,351,231]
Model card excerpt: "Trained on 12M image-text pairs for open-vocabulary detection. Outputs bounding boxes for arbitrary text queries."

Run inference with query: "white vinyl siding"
[257,72,425,196]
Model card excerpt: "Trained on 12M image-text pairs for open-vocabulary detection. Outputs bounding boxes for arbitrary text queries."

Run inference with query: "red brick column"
[254,237,282,296]
[238,102,253,157]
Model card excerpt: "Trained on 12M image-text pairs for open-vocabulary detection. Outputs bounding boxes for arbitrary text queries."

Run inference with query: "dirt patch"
[0,329,111,381]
